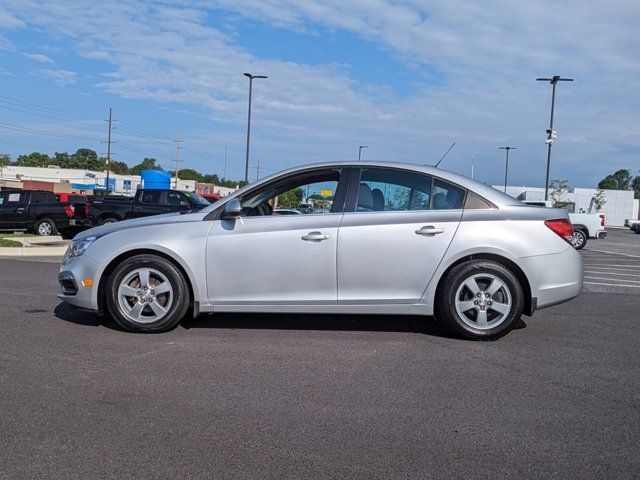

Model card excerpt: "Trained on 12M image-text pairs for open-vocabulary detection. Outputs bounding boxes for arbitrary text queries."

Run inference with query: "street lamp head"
[243,73,252,78]
[244,73,268,79]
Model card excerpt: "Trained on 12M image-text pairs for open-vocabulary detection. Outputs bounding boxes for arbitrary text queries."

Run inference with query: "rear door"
[162,191,191,214]
[337,167,464,304]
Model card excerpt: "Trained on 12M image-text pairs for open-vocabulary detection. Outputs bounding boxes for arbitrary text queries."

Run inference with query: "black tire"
[99,217,118,226]
[435,260,524,340]
[34,217,58,236]
[106,254,190,333]
[572,229,587,250]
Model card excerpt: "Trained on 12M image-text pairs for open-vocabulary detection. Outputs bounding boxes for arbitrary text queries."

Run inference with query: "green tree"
[598,169,632,190]
[0,153,10,178]
[15,152,52,167]
[174,168,204,182]
[592,189,607,212]
[278,188,303,208]
[130,157,163,175]
[632,175,640,200]
[109,160,130,175]
[70,148,102,171]
[549,179,571,209]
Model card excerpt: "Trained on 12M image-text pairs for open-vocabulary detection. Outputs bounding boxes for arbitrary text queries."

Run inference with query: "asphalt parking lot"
[0,230,638,479]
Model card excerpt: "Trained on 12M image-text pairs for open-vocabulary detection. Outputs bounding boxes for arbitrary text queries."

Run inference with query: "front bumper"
[68,218,92,228]
[57,254,100,311]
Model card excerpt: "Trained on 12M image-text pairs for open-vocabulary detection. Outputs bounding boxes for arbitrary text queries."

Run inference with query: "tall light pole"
[358,145,368,161]
[243,73,267,184]
[537,75,573,200]
[499,146,516,193]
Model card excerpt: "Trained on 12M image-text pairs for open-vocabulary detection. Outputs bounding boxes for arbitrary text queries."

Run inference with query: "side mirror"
[221,198,242,219]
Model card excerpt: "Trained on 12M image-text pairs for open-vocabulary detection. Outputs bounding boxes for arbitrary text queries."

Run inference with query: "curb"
[0,246,67,257]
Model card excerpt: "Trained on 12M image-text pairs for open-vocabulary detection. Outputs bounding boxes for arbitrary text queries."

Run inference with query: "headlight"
[68,236,98,258]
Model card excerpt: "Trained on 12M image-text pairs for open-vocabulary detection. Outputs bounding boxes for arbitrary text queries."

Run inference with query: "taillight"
[544,218,574,244]
[599,214,605,227]
[64,204,75,218]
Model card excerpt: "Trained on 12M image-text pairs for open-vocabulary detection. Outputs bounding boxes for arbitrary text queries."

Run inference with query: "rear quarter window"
[464,191,495,209]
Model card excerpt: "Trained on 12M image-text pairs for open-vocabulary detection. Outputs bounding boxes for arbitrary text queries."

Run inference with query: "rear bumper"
[520,245,583,311]
[596,230,607,239]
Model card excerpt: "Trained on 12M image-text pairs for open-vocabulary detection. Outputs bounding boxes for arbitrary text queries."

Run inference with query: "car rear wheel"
[34,218,58,236]
[436,260,524,340]
[106,254,190,333]
[571,229,587,249]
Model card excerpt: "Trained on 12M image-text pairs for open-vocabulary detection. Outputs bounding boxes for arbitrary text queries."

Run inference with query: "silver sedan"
[58,162,583,340]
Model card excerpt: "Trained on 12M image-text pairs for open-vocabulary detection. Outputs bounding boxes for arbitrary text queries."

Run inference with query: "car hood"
[74,211,207,240]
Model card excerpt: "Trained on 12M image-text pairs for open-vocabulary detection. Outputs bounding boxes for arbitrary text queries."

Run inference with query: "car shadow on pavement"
[54,302,527,339]
[185,312,461,339]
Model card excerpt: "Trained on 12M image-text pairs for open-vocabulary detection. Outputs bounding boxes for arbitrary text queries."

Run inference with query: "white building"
[494,184,638,226]
[0,165,197,195]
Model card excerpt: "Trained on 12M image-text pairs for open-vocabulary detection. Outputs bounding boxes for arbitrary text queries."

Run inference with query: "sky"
[0,0,638,187]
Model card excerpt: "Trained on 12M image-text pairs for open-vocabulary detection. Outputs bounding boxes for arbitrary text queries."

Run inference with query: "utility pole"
[499,146,516,193]
[471,156,476,179]
[174,131,183,189]
[254,162,261,181]
[537,75,574,200]
[243,73,268,184]
[358,145,368,161]
[105,107,113,194]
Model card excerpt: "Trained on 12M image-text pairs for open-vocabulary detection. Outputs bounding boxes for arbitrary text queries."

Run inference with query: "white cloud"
[23,52,54,63]
[2,0,639,186]
[0,7,24,28]
[37,68,76,85]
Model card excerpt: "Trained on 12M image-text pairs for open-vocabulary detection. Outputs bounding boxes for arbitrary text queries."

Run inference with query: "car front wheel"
[106,254,190,333]
[436,260,524,340]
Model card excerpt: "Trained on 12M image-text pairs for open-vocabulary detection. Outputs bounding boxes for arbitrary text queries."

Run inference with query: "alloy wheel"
[454,273,512,330]
[117,267,173,323]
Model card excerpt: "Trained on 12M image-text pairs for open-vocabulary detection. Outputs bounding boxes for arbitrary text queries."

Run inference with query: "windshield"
[185,192,211,207]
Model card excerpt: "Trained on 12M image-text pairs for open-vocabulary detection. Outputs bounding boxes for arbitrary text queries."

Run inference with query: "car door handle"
[415,226,444,236]
[301,231,330,242]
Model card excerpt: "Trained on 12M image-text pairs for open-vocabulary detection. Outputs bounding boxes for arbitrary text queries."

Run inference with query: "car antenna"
[434,142,455,168]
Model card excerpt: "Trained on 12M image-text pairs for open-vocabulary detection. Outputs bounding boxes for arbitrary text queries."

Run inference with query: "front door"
[337,167,464,304]
[0,191,29,229]
[206,168,348,305]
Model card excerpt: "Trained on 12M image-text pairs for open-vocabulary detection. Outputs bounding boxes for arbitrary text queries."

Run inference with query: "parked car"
[0,189,91,237]
[200,193,221,203]
[296,204,314,214]
[521,201,606,249]
[88,189,211,225]
[625,219,640,233]
[274,208,302,215]
[58,161,582,340]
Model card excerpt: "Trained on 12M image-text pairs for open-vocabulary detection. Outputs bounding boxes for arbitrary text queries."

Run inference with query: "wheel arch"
[571,224,588,234]
[434,253,534,316]
[97,248,197,317]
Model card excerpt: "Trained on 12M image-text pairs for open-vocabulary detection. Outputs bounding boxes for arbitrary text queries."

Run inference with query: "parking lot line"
[584,270,640,278]
[584,248,640,259]
[584,281,640,288]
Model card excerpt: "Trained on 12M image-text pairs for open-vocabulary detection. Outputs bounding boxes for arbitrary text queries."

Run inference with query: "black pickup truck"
[0,190,91,237]
[89,189,210,225]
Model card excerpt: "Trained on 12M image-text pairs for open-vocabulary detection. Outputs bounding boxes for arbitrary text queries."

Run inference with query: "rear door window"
[140,191,161,205]
[432,179,465,210]
[356,168,432,212]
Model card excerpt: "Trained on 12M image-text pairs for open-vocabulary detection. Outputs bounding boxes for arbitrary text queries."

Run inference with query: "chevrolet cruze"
[58,162,583,339]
